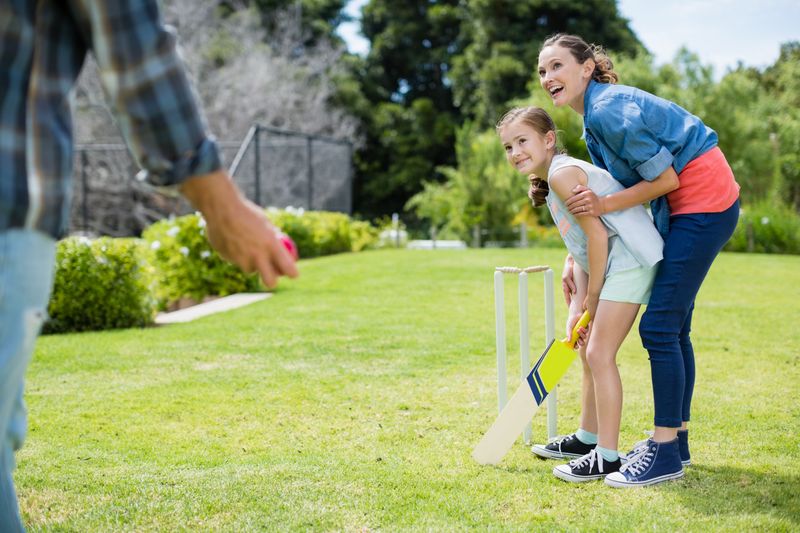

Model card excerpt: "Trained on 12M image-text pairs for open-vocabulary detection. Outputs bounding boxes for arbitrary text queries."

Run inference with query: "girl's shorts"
[600,264,658,305]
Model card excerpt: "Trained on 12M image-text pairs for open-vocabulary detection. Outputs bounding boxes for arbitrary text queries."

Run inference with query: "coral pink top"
[668,147,740,215]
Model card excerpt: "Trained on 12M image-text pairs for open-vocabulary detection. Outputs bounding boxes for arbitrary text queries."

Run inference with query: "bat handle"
[565,310,591,348]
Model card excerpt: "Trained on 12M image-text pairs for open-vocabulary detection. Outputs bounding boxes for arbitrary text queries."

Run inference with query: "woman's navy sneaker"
[605,438,684,488]
[531,433,595,460]
[553,449,621,483]
[677,429,691,466]
[622,430,691,466]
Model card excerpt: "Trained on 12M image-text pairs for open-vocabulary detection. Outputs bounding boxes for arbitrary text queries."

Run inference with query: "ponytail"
[528,175,549,207]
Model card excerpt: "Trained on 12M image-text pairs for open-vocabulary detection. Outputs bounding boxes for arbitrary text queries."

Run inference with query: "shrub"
[725,201,800,254]
[527,224,564,248]
[267,208,379,257]
[142,209,380,308]
[44,237,156,333]
[142,214,262,308]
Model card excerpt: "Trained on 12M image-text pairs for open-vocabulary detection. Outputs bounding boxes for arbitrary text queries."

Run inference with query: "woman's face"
[537,44,594,114]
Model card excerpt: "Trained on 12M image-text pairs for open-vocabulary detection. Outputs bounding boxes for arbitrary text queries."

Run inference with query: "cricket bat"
[472,310,591,465]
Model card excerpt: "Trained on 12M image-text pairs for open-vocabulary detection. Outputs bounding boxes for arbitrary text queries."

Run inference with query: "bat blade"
[471,376,542,465]
[472,311,590,465]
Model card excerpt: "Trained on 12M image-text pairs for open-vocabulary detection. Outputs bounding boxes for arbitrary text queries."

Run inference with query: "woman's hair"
[495,106,559,207]
[541,33,618,84]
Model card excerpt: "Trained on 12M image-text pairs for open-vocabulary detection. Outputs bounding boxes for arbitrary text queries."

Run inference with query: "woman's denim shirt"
[582,80,718,237]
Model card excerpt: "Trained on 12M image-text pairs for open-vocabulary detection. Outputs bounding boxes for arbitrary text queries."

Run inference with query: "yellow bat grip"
[564,310,592,348]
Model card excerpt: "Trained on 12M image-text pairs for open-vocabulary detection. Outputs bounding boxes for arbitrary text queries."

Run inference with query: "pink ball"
[279,234,299,260]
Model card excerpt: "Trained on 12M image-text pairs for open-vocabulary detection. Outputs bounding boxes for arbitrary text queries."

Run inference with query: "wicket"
[494,266,557,444]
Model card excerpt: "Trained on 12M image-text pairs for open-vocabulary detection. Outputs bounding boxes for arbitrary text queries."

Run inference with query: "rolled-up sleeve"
[74,0,222,186]
[589,99,674,181]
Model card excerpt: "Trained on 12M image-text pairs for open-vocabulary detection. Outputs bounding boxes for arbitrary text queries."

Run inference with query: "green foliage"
[45,237,156,333]
[526,222,564,248]
[405,122,526,242]
[268,208,379,257]
[355,98,457,218]
[451,0,644,126]
[349,0,642,219]
[725,202,800,255]
[142,214,263,307]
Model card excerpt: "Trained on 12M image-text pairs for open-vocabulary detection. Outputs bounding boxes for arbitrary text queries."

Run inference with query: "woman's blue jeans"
[0,230,56,532]
[639,200,740,428]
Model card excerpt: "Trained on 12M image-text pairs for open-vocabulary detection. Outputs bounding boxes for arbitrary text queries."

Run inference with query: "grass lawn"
[17,248,800,531]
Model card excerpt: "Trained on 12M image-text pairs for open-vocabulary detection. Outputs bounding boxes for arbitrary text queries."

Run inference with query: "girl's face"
[537,44,594,114]
[499,120,555,176]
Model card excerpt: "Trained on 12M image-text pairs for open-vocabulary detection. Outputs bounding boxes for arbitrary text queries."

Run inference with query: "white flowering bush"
[44,237,156,333]
[142,213,262,308]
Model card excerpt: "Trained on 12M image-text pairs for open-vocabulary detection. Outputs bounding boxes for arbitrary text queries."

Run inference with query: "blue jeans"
[639,200,739,428]
[0,230,56,532]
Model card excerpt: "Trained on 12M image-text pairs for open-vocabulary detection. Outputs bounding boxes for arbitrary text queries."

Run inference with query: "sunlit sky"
[338,0,800,78]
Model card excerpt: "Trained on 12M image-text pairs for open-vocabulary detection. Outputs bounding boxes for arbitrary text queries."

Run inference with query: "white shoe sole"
[552,465,608,483]
[604,469,685,488]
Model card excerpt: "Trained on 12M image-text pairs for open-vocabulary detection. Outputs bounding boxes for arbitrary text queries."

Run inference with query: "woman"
[537,33,740,487]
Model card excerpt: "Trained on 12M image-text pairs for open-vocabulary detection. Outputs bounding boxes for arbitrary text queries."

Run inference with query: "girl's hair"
[495,106,559,207]
[541,33,618,84]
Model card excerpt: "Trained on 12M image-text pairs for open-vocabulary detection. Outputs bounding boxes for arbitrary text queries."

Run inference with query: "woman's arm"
[566,165,679,217]
[549,168,608,320]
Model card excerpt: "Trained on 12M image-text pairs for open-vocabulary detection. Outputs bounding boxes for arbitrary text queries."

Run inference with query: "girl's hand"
[582,294,599,326]
[561,254,576,306]
[566,309,590,349]
[566,185,604,217]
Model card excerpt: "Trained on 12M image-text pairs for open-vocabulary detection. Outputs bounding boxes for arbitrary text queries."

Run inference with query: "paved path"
[155,293,272,324]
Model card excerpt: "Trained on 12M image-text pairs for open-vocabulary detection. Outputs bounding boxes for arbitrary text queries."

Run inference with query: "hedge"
[44,237,156,333]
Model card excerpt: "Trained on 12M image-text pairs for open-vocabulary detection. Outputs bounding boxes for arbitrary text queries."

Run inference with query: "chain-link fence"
[228,125,353,213]
[71,126,353,237]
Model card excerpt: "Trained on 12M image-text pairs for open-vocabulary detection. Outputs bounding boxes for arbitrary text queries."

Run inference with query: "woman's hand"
[566,185,605,217]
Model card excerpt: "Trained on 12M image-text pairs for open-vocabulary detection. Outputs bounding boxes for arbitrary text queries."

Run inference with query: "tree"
[349,0,642,221]
[451,0,644,126]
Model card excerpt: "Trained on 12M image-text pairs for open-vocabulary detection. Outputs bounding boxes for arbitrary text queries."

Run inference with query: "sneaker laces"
[569,449,604,473]
[620,446,654,476]
[623,430,654,460]
[547,434,572,445]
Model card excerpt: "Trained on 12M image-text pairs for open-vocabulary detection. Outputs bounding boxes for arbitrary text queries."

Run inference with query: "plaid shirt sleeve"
[72,0,222,186]
[0,0,222,238]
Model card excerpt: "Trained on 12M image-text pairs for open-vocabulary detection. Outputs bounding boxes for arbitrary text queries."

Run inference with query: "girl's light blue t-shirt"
[545,154,664,277]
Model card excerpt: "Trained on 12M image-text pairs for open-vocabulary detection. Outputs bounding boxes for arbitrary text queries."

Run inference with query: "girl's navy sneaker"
[553,449,621,483]
[531,433,595,460]
[605,438,684,488]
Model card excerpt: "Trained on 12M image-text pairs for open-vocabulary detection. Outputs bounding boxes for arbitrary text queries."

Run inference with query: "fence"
[228,125,353,213]
[71,126,353,237]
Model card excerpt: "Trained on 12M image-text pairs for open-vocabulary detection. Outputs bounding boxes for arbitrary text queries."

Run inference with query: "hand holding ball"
[279,233,299,260]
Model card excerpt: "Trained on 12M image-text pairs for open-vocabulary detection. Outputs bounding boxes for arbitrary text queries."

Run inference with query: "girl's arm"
[549,167,608,320]
[561,253,576,306]
[567,261,589,343]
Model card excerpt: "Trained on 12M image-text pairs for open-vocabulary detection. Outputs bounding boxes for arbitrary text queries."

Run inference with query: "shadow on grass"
[679,464,799,525]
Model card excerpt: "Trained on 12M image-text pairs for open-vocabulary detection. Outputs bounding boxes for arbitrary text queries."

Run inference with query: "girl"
[496,107,663,483]
[537,34,740,487]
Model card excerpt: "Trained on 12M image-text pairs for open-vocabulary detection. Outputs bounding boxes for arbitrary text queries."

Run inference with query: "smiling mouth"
[549,85,564,98]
